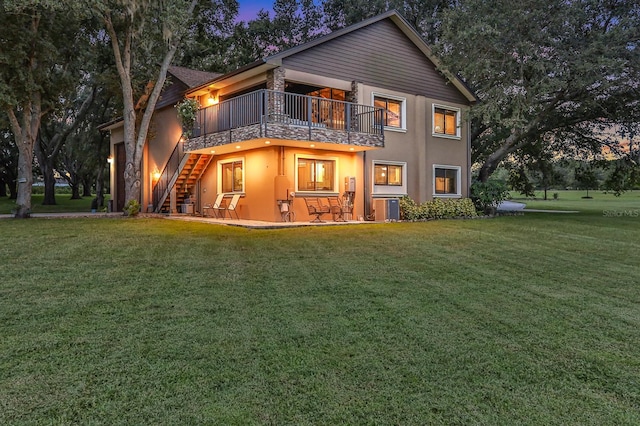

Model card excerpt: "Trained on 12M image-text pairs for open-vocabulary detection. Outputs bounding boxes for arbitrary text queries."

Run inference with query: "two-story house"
[105,10,476,222]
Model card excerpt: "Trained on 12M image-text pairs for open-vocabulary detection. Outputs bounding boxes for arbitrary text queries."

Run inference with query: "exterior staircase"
[152,144,213,213]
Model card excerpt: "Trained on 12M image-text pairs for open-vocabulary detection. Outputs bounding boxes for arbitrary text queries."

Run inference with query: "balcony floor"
[185,123,383,155]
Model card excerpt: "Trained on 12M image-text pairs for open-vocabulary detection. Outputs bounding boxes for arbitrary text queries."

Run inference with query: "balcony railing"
[193,89,384,138]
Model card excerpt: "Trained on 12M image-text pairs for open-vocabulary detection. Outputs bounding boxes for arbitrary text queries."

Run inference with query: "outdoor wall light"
[107,156,113,164]
[207,91,219,105]
[152,168,161,181]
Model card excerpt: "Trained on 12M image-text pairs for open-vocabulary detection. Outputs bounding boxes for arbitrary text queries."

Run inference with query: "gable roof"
[189,10,476,103]
[168,65,222,88]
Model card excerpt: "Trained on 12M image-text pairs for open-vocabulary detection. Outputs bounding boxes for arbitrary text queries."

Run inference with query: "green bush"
[399,196,477,221]
[175,98,200,137]
[123,199,140,217]
[470,179,510,214]
[31,185,74,195]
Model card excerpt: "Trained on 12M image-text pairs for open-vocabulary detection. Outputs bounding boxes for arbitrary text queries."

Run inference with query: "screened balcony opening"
[285,84,349,129]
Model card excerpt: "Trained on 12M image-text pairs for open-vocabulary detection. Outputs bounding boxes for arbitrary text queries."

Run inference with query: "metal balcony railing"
[192,89,384,138]
[152,137,184,212]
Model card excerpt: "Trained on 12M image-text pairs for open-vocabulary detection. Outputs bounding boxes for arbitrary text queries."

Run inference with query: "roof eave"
[97,117,123,132]
[187,59,281,95]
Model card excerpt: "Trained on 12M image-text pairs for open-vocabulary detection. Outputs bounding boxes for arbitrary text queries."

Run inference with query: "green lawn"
[0,194,100,215]
[1,198,639,424]
[511,189,640,213]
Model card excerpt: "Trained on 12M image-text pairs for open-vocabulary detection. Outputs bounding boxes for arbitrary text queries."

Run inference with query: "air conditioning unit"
[372,198,400,221]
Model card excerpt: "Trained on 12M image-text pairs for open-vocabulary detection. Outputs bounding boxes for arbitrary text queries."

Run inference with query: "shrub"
[470,179,509,214]
[123,199,140,217]
[399,196,477,221]
[175,98,200,137]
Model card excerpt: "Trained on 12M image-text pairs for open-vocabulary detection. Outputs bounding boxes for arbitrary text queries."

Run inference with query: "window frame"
[372,160,407,197]
[432,104,461,139]
[433,164,461,198]
[217,157,245,194]
[294,154,339,194]
[372,92,407,132]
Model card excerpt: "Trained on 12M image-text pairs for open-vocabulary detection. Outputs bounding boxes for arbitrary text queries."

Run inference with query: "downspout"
[280,146,285,175]
[467,110,472,197]
[363,151,369,219]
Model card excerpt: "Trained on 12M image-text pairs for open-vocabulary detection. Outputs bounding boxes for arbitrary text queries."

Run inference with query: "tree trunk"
[15,141,34,218]
[34,137,57,205]
[41,160,57,205]
[123,159,141,204]
[95,163,105,208]
[82,176,92,197]
[477,127,536,182]
[478,157,502,183]
[0,179,6,197]
[7,99,40,218]
[7,181,17,200]
[70,181,81,199]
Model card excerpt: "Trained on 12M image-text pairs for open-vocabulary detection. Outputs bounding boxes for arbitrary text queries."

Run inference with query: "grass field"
[512,189,640,213]
[1,194,639,424]
[0,194,98,215]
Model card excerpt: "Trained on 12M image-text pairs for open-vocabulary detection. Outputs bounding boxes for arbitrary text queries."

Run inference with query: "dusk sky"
[237,0,274,22]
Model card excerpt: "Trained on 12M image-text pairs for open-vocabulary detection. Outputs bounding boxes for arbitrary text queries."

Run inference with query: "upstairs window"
[373,93,406,130]
[433,105,460,138]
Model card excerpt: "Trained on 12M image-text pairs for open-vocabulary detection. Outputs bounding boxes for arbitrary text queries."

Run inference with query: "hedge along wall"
[399,196,477,221]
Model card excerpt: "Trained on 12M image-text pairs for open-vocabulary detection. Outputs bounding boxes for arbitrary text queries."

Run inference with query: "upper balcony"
[183,89,385,153]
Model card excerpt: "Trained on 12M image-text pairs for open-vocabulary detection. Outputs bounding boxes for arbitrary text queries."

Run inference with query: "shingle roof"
[168,65,222,88]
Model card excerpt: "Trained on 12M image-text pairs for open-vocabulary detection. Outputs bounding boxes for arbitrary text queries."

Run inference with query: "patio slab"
[162,214,375,229]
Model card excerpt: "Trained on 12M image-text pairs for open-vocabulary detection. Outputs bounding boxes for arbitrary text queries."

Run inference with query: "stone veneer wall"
[349,81,360,104]
[184,123,383,152]
[266,67,285,92]
[266,67,286,117]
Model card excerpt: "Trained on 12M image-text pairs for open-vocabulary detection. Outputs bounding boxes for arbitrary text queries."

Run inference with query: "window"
[374,164,403,186]
[433,105,460,138]
[372,161,407,197]
[373,93,406,130]
[296,157,336,192]
[219,159,244,193]
[434,166,461,196]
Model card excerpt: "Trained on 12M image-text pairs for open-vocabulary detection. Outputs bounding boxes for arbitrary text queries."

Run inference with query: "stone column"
[349,81,362,131]
[266,67,286,120]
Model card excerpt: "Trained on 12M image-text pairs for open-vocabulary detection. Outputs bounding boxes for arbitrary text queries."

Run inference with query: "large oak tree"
[0,2,85,217]
[91,0,236,207]
[437,0,640,181]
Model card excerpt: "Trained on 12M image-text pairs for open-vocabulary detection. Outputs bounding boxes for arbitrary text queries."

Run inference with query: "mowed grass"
[1,200,639,424]
[512,189,640,213]
[0,194,97,214]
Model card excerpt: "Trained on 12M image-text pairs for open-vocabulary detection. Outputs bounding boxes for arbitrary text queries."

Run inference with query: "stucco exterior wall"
[108,126,124,211]
[144,107,183,209]
[197,147,361,222]
[358,84,470,204]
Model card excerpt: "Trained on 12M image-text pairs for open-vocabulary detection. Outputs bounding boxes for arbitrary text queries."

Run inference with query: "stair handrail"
[152,135,185,211]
